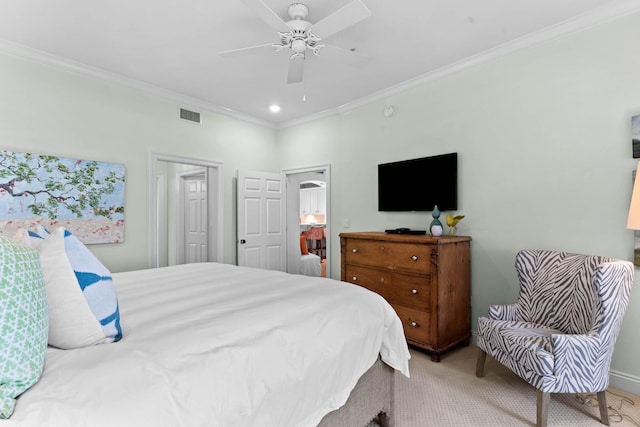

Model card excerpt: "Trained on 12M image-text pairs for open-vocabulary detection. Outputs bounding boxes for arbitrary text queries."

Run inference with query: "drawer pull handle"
[412,289,418,294]
[411,255,419,261]
[352,276,357,281]
[411,321,419,327]
[352,248,358,253]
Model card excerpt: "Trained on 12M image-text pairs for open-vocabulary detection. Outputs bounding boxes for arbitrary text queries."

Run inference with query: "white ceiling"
[1,0,639,129]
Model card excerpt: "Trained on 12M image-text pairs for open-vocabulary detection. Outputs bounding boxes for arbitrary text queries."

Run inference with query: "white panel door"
[237,170,286,271]
[184,175,208,263]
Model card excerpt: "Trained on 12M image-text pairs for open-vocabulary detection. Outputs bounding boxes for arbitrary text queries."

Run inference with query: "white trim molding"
[278,1,640,129]
[0,39,274,130]
[609,369,640,396]
[2,2,640,130]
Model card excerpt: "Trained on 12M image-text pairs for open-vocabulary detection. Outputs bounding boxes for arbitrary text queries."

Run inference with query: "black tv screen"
[378,152,457,212]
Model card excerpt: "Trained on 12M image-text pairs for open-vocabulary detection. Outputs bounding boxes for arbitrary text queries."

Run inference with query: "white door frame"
[283,164,331,277]
[149,152,223,268]
[156,174,168,267]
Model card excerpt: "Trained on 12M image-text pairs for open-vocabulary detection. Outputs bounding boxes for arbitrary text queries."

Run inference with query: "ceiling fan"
[219,0,372,84]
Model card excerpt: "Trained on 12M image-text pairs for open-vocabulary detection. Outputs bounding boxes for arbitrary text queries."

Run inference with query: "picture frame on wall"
[0,150,126,244]
[633,115,640,158]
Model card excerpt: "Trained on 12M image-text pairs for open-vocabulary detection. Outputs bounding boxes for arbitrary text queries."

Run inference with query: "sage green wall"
[0,54,279,271]
[2,11,640,389]
[278,14,640,384]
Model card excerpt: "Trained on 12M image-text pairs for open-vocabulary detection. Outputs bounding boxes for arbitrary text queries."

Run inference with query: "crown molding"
[0,39,275,130]
[276,1,640,130]
[2,1,640,132]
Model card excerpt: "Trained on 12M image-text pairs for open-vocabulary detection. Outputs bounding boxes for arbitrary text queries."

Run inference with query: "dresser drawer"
[344,239,432,273]
[345,265,430,310]
[394,305,431,345]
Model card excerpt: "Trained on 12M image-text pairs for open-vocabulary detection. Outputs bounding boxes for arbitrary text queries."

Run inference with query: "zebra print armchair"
[475,249,634,427]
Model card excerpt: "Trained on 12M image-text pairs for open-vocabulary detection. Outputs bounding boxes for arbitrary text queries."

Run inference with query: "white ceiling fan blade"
[310,0,371,39]
[218,43,275,58]
[238,0,290,32]
[322,44,371,68]
[287,55,305,84]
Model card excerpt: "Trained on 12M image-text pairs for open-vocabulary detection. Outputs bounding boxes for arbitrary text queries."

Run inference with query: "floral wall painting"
[633,115,640,158]
[0,151,125,244]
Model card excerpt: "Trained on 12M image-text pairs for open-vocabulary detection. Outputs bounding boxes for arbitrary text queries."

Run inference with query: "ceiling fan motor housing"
[279,14,322,54]
[288,3,309,20]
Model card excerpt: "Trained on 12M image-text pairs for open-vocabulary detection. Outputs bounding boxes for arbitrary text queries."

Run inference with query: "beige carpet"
[395,345,640,426]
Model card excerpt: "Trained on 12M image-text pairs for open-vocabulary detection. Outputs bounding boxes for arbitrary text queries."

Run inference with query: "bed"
[6,261,411,426]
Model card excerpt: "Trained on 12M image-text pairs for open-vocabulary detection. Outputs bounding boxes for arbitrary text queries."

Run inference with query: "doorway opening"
[283,165,331,278]
[149,153,223,268]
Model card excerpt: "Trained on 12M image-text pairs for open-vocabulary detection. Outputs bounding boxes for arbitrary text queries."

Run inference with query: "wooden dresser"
[340,232,471,362]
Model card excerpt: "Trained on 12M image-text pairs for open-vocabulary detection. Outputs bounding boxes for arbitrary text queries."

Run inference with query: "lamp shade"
[628,162,640,229]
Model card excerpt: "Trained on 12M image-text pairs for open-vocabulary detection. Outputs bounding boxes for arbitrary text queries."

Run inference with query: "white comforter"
[9,262,410,427]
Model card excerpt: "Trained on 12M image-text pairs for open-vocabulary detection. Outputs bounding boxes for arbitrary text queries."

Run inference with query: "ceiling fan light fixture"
[291,39,307,53]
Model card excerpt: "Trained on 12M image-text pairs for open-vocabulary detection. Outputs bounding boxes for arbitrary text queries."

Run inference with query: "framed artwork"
[633,115,640,158]
[0,151,125,244]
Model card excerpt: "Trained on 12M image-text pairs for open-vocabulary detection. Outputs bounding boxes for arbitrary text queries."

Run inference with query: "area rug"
[393,345,640,426]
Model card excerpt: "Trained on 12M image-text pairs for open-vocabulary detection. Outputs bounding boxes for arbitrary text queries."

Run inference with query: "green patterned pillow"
[0,236,49,419]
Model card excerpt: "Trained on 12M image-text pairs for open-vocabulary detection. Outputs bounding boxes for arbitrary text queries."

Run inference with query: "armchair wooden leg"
[536,390,550,427]
[475,349,487,377]
[597,391,609,426]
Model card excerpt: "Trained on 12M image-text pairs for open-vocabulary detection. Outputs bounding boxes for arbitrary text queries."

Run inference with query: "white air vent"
[179,108,201,124]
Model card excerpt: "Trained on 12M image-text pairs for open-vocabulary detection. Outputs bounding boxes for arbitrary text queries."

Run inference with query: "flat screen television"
[378,152,457,212]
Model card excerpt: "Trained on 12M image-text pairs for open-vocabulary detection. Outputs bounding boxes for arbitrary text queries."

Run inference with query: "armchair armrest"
[488,303,519,321]
[550,333,608,393]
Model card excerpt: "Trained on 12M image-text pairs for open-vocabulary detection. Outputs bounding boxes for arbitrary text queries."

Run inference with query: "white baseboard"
[609,370,640,396]
[469,332,640,396]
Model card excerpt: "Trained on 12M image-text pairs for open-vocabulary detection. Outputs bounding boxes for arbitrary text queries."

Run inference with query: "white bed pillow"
[36,227,122,349]
[11,228,44,249]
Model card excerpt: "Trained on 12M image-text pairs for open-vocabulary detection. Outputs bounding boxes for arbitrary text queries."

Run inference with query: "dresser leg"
[430,352,441,362]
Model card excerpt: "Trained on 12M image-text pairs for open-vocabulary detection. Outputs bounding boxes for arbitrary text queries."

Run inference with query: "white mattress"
[9,262,410,426]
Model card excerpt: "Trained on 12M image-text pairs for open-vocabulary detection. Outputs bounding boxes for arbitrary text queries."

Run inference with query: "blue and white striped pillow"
[36,227,122,349]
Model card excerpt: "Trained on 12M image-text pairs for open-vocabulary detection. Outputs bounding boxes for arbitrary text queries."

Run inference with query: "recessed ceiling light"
[269,104,281,113]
